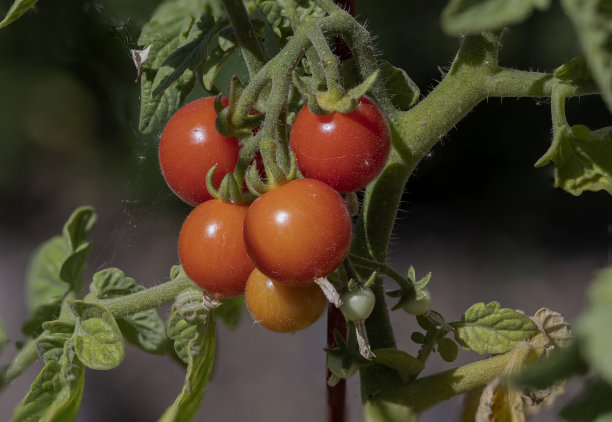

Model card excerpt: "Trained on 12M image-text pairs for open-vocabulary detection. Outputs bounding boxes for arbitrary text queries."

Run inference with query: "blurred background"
[0,1,610,421]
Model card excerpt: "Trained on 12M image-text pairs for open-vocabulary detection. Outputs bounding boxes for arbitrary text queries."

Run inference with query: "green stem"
[348,254,415,295]
[378,352,511,413]
[486,68,599,98]
[0,339,38,390]
[101,277,196,318]
[222,0,266,77]
[308,29,342,98]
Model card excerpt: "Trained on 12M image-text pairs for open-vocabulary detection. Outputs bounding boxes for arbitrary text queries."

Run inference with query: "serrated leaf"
[62,206,96,252]
[215,296,244,329]
[71,301,124,370]
[137,0,214,134]
[453,302,538,355]
[201,45,237,92]
[372,348,424,383]
[0,0,38,29]
[437,338,459,362]
[90,268,167,354]
[167,306,198,364]
[59,243,92,292]
[151,15,219,98]
[159,315,216,422]
[11,341,85,422]
[560,377,612,421]
[536,124,612,196]
[25,237,70,314]
[562,0,612,114]
[36,321,75,364]
[441,0,551,35]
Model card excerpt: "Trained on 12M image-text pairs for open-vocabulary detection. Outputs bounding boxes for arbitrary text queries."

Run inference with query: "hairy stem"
[222,0,266,77]
[101,277,196,318]
[0,339,38,390]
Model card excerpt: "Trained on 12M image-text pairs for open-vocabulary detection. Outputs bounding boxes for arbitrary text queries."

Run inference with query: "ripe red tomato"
[178,199,254,298]
[159,96,239,206]
[290,96,391,193]
[245,268,327,333]
[243,178,352,285]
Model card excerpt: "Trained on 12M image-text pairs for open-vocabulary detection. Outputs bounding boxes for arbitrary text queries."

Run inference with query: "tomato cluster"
[160,95,390,333]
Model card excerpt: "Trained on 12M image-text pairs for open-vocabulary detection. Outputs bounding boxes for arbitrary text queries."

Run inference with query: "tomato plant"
[159,96,240,206]
[178,199,253,298]
[290,96,391,193]
[243,178,352,284]
[245,268,327,333]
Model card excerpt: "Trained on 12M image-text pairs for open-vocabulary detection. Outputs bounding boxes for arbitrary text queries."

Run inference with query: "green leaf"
[372,348,424,383]
[22,302,62,338]
[215,296,244,329]
[562,0,612,114]
[89,268,167,354]
[159,315,216,422]
[437,338,459,362]
[0,0,38,29]
[36,321,75,364]
[560,377,612,421]
[167,306,199,364]
[0,318,8,353]
[59,243,92,292]
[410,332,425,344]
[151,15,219,97]
[453,302,538,355]
[61,206,96,252]
[201,45,237,92]
[12,341,85,422]
[536,124,612,196]
[70,301,125,370]
[554,56,596,84]
[587,267,612,307]
[256,0,325,43]
[25,237,70,314]
[378,60,420,110]
[441,0,552,35]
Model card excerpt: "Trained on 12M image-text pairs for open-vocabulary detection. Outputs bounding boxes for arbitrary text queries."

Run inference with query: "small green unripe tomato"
[402,288,431,316]
[340,288,375,322]
[328,355,359,380]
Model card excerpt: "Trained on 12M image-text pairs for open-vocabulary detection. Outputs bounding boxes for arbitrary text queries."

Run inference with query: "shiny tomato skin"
[243,178,352,285]
[178,199,254,298]
[159,97,239,206]
[245,269,327,333]
[290,96,391,193]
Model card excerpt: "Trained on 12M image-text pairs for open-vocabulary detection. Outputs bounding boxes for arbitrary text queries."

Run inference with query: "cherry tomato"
[243,178,352,285]
[290,96,391,193]
[245,269,327,333]
[178,199,254,298]
[159,96,239,206]
[340,288,375,321]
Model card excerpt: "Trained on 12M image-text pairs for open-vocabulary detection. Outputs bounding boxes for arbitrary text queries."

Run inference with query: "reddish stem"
[326,303,347,422]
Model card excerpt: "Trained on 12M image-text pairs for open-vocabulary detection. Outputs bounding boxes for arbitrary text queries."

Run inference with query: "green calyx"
[206,165,255,204]
[245,139,297,195]
[214,78,264,139]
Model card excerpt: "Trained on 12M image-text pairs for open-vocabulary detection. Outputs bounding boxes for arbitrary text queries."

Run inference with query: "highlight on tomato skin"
[178,199,254,298]
[289,96,391,193]
[243,178,353,285]
[159,96,240,206]
[245,268,327,333]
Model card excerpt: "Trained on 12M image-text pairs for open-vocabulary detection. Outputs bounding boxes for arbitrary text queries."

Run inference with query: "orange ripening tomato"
[245,269,327,333]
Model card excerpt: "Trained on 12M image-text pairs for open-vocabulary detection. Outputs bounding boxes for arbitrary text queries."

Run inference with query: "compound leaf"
[453,302,538,355]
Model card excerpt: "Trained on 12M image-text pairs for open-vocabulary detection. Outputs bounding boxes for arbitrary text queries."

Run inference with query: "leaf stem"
[348,254,415,296]
[0,339,38,390]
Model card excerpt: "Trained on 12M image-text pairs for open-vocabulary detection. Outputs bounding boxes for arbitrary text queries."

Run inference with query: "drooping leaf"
[25,236,70,314]
[560,377,612,421]
[372,348,424,383]
[137,0,219,134]
[535,124,612,196]
[90,268,167,355]
[36,321,75,364]
[59,243,92,292]
[159,315,216,422]
[70,301,125,370]
[453,302,538,355]
[11,341,85,422]
[215,296,244,329]
[441,0,551,35]
[562,0,612,114]
[61,206,97,252]
[0,0,38,29]
[151,15,220,97]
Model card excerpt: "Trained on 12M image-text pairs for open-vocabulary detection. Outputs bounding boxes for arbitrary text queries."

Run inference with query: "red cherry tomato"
[290,96,391,193]
[178,199,254,298]
[159,97,239,206]
[245,268,327,333]
[243,178,352,285]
